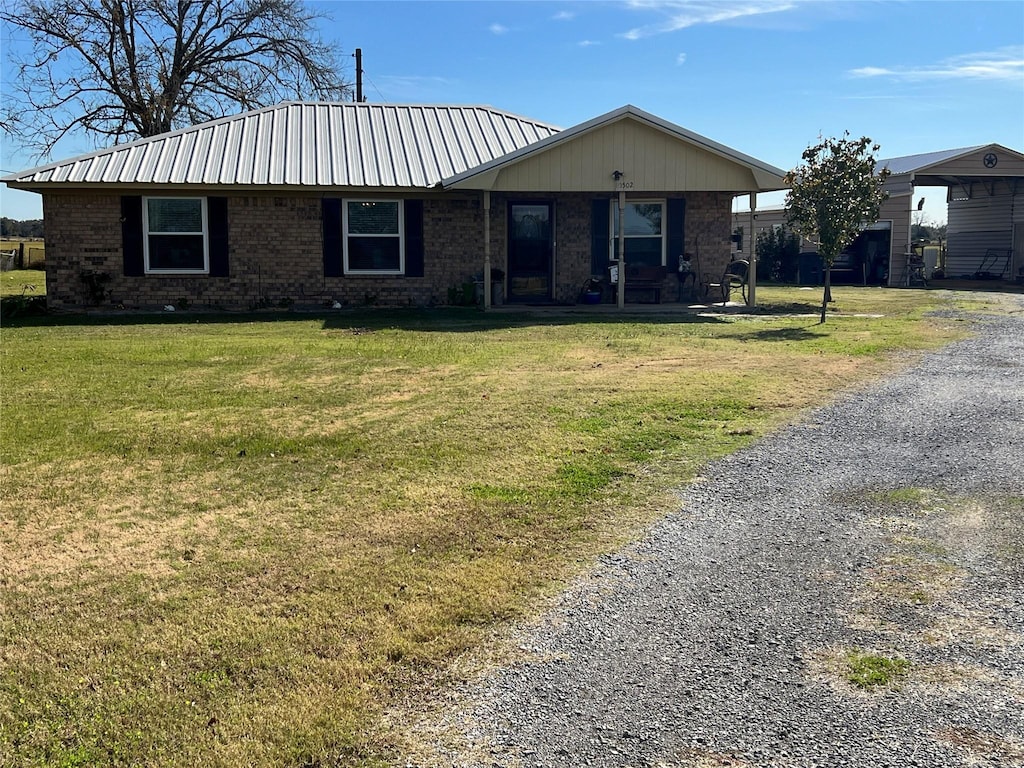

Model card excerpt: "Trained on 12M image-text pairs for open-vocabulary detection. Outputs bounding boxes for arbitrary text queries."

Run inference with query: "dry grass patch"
[934,726,1024,764]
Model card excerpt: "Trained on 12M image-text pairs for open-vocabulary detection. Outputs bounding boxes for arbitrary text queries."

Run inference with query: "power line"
[364,74,388,104]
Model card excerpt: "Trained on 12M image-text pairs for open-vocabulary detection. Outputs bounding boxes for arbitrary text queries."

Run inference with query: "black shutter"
[404,199,424,277]
[667,197,686,268]
[322,198,343,277]
[591,198,610,276]
[121,196,144,276]
[207,197,229,277]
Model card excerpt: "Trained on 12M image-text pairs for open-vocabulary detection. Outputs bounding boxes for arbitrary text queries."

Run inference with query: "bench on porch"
[609,264,668,304]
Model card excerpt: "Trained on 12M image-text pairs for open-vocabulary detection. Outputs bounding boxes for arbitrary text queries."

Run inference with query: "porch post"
[748,192,757,307]
[483,190,491,309]
[617,190,626,309]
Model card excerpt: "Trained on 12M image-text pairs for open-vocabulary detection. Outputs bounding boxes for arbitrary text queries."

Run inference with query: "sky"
[2,0,1023,226]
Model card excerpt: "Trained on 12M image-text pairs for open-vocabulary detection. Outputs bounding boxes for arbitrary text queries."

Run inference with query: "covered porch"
[439,105,787,310]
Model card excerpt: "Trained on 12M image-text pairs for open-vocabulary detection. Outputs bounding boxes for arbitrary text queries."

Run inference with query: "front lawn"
[0,287,962,766]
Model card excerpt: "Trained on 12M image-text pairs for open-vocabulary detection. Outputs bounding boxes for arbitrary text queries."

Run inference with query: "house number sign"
[615,180,635,190]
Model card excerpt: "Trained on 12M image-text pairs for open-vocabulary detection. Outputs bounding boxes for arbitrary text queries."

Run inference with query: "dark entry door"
[507,202,553,302]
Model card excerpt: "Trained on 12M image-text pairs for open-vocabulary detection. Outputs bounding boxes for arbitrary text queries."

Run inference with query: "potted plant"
[581,277,603,304]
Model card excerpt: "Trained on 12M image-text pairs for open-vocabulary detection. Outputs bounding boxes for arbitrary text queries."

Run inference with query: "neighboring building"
[731,204,891,286]
[1,102,787,311]
[881,145,1024,283]
[732,143,1024,287]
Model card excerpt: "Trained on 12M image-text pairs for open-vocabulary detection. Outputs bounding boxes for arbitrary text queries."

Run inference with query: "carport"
[879,144,1024,286]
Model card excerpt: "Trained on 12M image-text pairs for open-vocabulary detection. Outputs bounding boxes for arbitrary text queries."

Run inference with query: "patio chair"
[705,259,749,305]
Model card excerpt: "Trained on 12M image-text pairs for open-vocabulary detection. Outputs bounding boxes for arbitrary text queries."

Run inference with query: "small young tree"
[785,133,889,323]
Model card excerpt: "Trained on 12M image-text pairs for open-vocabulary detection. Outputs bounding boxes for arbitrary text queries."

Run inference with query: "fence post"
[17,243,25,269]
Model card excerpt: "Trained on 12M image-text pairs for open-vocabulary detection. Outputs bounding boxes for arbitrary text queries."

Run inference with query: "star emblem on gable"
[983,152,998,168]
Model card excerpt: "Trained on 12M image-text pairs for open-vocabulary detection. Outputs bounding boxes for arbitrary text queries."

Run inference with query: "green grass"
[845,651,911,689]
[0,286,974,765]
[0,268,45,297]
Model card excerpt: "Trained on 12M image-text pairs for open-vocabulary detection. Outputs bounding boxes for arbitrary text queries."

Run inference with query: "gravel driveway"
[420,295,1024,768]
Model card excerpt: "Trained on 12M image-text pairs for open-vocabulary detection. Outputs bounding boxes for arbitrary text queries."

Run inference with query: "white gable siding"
[491,120,756,192]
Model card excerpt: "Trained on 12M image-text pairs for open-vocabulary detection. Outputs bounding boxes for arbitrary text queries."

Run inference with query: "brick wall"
[42,189,734,310]
[684,192,736,286]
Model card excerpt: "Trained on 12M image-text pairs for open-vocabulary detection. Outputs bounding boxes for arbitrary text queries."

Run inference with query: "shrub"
[756,227,801,283]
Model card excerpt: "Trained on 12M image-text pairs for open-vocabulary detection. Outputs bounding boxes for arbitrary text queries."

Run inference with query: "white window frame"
[609,199,667,266]
[342,199,405,275]
[143,196,210,275]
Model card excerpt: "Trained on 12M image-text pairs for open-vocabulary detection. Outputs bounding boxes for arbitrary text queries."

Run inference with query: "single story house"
[2,102,787,311]
[733,143,1024,287]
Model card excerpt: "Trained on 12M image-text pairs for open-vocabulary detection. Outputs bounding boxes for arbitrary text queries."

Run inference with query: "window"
[343,200,404,274]
[144,197,209,274]
[610,200,665,266]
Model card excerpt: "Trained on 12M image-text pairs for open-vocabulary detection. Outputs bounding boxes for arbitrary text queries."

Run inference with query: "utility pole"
[354,48,365,103]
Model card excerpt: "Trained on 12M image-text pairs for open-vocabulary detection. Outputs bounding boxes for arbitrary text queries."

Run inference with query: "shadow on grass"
[752,301,822,315]
[732,325,825,342]
[0,301,734,333]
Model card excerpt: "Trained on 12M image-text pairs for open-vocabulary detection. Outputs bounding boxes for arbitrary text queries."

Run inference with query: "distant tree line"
[912,222,947,242]
[1,218,44,238]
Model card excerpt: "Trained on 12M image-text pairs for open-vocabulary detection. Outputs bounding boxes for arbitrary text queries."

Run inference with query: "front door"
[507,202,553,302]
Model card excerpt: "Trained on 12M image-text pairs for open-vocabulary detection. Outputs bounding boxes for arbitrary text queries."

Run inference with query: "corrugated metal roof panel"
[2,102,561,189]
[878,146,985,175]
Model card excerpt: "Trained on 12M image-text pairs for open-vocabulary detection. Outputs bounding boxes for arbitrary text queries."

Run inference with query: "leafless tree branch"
[1,0,352,158]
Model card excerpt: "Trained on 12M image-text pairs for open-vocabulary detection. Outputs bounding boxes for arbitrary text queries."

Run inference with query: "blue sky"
[3,0,1023,225]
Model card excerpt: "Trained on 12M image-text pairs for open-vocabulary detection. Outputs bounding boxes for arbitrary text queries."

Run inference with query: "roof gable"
[2,102,562,190]
[880,143,1024,179]
[442,105,787,192]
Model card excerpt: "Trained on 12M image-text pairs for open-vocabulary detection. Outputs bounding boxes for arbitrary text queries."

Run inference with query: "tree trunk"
[820,265,832,324]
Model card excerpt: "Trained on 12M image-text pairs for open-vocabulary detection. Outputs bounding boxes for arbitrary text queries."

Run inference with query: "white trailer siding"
[879,194,913,285]
[947,179,1022,278]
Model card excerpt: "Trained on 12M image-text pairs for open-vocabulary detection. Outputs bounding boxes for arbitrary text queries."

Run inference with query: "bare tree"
[1,0,351,156]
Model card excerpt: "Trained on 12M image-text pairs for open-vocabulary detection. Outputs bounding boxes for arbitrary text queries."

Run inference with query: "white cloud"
[676,52,687,65]
[849,47,1024,83]
[620,0,796,40]
[578,39,602,47]
[489,23,509,35]
[553,11,575,21]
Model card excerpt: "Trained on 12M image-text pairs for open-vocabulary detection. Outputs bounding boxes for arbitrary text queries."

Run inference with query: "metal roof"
[443,104,788,192]
[878,146,986,176]
[2,102,562,189]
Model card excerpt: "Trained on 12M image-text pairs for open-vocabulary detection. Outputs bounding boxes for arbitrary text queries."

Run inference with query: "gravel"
[422,294,1024,768]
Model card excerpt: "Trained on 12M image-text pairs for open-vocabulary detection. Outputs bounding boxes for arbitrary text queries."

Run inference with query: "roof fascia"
[0,181,460,197]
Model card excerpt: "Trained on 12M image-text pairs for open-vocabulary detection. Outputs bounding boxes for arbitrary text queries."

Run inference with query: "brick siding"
[42,190,735,310]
